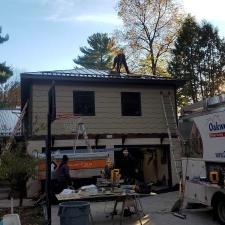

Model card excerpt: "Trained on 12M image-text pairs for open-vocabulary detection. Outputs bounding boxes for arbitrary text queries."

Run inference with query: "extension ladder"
[3,102,28,153]
[160,92,181,182]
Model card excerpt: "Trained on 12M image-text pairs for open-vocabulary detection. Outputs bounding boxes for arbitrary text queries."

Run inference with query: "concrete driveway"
[52,191,218,225]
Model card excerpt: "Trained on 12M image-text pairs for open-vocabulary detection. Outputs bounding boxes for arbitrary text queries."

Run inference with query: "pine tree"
[0,27,12,84]
[199,22,225,97]
[168,16,225,105]
[74,33,115,70]
[0,63,13,84]
[168,16,200,104]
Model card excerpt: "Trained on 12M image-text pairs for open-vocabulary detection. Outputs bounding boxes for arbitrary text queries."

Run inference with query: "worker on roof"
[113,48,130,74]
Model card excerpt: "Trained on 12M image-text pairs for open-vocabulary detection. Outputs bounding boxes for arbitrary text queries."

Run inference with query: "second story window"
[73,91,95,116]
[121,92,141,116]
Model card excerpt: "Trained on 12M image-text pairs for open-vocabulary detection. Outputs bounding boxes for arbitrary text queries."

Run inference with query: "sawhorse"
[111,194,145,225]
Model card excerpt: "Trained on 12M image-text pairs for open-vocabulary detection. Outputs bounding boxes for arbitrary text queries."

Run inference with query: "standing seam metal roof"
[21,68,181,82]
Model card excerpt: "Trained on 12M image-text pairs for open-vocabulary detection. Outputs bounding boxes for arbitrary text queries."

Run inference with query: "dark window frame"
[73,91,95,116]
[121,92,142,116]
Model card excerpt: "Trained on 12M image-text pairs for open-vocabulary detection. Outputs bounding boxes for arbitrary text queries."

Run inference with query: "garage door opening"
[114,145,172,191]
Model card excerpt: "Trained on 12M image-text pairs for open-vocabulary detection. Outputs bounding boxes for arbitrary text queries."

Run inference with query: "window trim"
[121,92,142,116]
[73,91,95,116]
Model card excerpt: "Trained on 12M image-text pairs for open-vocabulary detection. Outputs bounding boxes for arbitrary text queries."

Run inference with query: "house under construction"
[20,69,185,196]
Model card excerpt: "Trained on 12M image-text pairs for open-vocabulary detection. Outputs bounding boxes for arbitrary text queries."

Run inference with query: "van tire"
[215,197,225,224]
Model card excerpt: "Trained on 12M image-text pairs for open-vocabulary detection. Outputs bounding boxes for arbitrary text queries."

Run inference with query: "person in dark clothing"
[55,155,72,193]
[113,49,130,74]
[36,157,69,205]
[36,156,71,206]
[120,149,136,217]
[120,148,135,184]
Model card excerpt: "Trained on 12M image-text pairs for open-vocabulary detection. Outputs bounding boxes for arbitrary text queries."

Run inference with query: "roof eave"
[21,73,185,87]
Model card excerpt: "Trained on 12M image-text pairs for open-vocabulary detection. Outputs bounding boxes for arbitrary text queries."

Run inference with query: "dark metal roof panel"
[21,68,185,86]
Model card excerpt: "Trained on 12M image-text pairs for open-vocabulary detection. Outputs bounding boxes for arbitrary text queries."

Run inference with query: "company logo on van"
[209,122,225,137]
[215,151,225,158]
[209,122,225,131]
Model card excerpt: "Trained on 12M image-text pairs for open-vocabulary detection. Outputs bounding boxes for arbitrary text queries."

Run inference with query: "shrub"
[0,142,37,206]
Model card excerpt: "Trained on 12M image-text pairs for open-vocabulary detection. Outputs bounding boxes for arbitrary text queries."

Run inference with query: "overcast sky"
[0,0,225,72]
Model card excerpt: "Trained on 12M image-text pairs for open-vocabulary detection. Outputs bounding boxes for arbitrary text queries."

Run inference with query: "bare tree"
[0,81,20,108]
[117,0,183,75]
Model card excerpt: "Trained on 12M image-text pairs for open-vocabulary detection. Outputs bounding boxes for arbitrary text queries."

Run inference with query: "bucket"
[3,214,21,225]
[58,201,90,225]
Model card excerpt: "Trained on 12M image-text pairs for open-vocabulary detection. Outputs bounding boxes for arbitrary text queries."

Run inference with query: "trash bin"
[58,201,90,225]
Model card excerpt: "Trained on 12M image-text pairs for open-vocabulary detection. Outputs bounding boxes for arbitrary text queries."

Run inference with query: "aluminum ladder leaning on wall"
[3,102,28,154]
[160,92,181,183]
